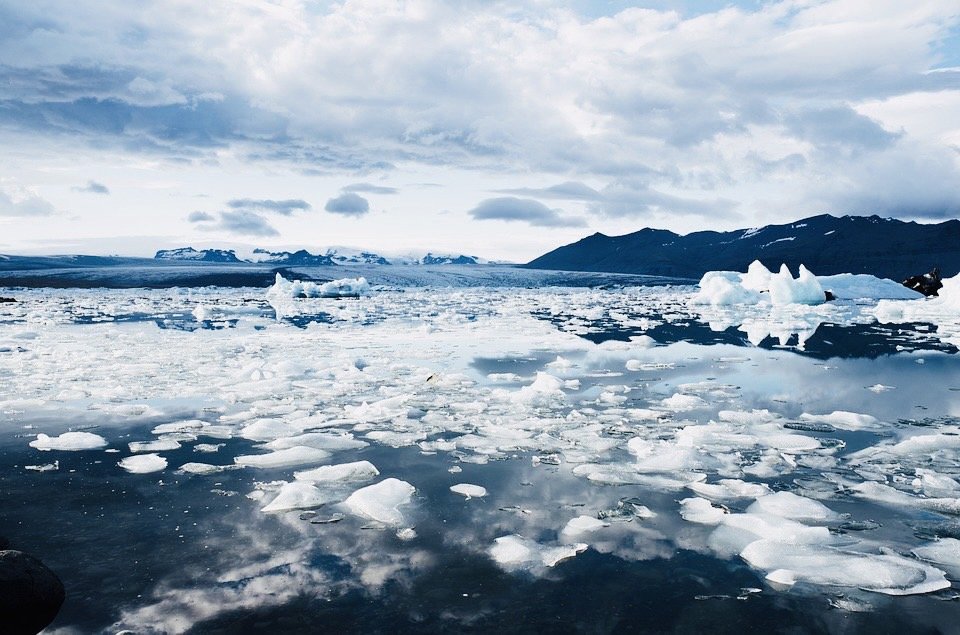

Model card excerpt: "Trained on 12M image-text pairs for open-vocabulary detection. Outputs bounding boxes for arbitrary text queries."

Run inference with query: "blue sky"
[1,0,959,260]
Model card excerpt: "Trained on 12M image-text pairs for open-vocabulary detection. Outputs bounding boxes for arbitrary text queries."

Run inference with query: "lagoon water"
[2,274,960,633]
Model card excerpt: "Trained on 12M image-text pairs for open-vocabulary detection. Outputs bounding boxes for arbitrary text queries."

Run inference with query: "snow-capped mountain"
[526,214,960,280]
[154,247,242,263]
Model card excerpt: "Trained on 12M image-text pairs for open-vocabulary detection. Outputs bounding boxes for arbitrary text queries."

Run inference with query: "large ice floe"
[693,260,921,306]
[3,269,960,632]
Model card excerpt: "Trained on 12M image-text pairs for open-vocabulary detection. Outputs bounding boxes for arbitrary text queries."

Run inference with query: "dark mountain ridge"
[525,214,960,280]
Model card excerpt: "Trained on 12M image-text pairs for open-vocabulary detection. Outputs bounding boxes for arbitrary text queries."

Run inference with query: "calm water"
[1,283,959,633]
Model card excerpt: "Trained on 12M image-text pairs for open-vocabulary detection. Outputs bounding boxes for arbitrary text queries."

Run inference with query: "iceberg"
[30,432,108,451]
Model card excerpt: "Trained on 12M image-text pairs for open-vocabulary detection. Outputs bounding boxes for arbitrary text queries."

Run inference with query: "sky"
[1,0,959,262]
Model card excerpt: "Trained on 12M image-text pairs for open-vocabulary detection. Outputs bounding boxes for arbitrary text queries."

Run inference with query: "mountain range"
[524,214,960,280]
[154,247,482,266]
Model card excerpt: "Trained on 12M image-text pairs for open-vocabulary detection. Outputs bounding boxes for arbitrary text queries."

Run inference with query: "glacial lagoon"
[2,272,960,633]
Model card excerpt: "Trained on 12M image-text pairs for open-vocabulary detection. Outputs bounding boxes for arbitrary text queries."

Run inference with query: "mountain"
[252,249,335,266]
[324,248,391,265]
[421,253,479,265]
[155,247,241,263]
[525,214,960,280]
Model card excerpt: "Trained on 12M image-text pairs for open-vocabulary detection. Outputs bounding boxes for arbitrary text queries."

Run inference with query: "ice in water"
[342,478,415,526]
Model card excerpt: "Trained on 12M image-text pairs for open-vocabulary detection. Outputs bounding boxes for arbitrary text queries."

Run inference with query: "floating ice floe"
[561,516,609,539]
[692,260,920,306]
[118,453,167,474]
[489,535,588,570]
[129,439,181,453]
[913,538,960,575]
[450,483,487,499]
[30,431,108,451]
[294,461,380,483]
[740,541,949,595]
[261,482,338,513]
[234,446,331,469]
[342,478,415,526]
[268,273,371,299]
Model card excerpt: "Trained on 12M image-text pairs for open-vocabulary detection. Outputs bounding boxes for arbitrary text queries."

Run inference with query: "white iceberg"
[30,432,108,451]
[261,481,337,513]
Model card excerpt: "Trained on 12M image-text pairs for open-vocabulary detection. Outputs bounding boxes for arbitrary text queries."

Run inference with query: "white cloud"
[0,180,56,216]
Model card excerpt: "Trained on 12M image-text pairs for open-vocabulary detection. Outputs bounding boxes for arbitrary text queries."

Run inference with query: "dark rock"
[902,267,943,297]
[0,550,65,634]
[0,297,16,303]
[824,290,836,302]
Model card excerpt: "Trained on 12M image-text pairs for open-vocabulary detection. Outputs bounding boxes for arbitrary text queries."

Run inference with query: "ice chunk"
[268,272,371,299]
[151,420,205,435]
[342,478,415,526]
[768,264,824,305]
[266,432,368,451]
[679,497,728,524]
[129,439,181,453]
[261,482,337,513]
[819,273,923,300]
[234,446,331,469]
[294,461,380,483]
[118,453,167,474]
[691,272,761,306]
[740,540,949,595]
[913,538,960,573]
[687,479,770,501]
[489,535,587,569]
[745,492,839,522]
[561,516,609,537]
[450,483,487,500]
[240,419,302,442]
[30,432,107,451]
[179,462,232,475]
[660,393,707,412]
[798,411,882,432]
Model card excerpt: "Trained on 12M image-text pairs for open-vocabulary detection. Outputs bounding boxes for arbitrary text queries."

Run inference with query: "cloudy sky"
[1,0,959,261]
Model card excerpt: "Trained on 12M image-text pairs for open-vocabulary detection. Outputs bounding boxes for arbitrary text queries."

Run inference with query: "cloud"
[324,193,370,216]
[0,181,56,216]
[1,1,960,230]
[342,183,398,195]
[192,210,278,237]
[187,210,215,222]
[73,180,110,194]
[226,198,311,215]
[469,197,587,228]
[591,179,740,220]
[496,181,601,201]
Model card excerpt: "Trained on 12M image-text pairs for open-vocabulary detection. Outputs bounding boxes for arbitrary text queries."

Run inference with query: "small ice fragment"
[194,443,224,453]
[450,484,487,500]
[234,446,331,469]
[294,461,380,483]
[396,528,417,541]
[151,420,204,435]
[129,439,181,453]
[343,478,415,526]
[25,461,58,473]
[261,482,335,513]
[597,497,656,521]
[448,465,463,474]
[562,515,609,538]
[489,535,587,569]
[310,513,345,524]
[866,384,894,393]
[178,462,231,475]
[118,453,167,474]
[30,432,107,451]
[660,393,707,412]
